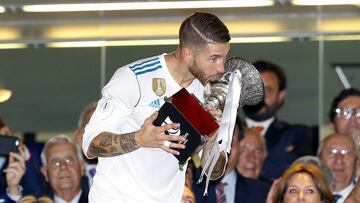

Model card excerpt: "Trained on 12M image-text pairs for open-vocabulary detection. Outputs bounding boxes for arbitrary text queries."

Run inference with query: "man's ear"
[41,166,49,182]
[278,90,286,106]
[181,46,194,66]
[278,90,287,104]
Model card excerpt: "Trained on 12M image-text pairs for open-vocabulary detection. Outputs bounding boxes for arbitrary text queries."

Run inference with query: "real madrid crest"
[152,78,166,97]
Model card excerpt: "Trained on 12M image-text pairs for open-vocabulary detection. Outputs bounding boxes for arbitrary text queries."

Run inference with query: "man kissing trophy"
[199,57,264,194]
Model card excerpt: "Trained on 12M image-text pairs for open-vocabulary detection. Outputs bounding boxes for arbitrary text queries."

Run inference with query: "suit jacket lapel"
[265,119,284,151]
[78,191,88,203]
[234,173,249,203]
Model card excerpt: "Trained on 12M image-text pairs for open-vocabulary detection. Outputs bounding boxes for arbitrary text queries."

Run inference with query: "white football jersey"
[83,54,204,203]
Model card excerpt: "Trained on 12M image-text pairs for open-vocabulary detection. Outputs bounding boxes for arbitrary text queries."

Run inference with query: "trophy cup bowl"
[204,57,264,110]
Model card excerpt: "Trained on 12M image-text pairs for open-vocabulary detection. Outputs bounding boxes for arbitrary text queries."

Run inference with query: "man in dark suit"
[193,171,271,203]
[193,121,271,203]
[243,60,315,181]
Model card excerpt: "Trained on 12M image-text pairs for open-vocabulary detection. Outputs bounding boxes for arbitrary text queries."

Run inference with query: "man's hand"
[197,105,227,180]
[88,111,187,158]
[205,106,222,124]
[136,111,186,155]
[4,146,26,195]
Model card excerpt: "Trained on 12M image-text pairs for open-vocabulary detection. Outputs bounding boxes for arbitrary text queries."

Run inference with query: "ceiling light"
[0,6,5,13]
[46,36,289,48]
[22,0,273,12]
[231,36,290,43]
[312,35,360,41]
[104,39,179,46]
[46,41,104,48]
[0,28,22,41]
[46,39,180,48]
[292,0,360,5]
[0,44,27,49]
[43,20,282,40]
[0,89,12,103]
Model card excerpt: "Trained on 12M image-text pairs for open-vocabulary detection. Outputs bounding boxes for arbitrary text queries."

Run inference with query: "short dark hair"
[329,88,360,123]
[253,60,287,91]
[179,12,230,49]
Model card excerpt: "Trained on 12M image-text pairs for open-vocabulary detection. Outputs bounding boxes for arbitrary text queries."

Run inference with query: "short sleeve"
[82,67,140,157]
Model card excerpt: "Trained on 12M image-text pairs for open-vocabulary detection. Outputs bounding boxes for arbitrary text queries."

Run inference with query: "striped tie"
[89,168,96,177]
[216,182,227,203]
[332,194,342,203]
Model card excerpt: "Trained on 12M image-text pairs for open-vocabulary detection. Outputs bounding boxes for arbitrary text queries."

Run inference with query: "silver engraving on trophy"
[204,57,264,110]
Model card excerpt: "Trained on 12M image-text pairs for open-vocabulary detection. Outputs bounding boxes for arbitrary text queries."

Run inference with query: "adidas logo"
[149,99,161,109]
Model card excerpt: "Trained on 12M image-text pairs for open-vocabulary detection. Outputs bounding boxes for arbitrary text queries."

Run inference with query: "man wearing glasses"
[5,134,88,202]
[329,88,360,145]
[39,134,88,203]
[318,133,358,203]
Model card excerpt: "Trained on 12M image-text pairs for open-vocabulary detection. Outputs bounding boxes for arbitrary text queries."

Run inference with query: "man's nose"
[216,63,225,74]
[59,160,70,169]
[334,153,345,164]
[246,151,256,161]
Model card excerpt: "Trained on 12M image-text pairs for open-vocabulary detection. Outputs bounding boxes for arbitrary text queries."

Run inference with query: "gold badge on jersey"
[152,78,166,97]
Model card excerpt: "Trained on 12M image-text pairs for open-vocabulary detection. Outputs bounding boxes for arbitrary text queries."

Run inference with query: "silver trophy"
[204,57,264,110]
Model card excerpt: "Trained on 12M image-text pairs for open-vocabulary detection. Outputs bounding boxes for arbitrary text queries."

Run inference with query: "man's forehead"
[47,142,76,155]
[339,96,360,107]
[240,138,263,147]
[325,136,354,149]
[199,42,229,55]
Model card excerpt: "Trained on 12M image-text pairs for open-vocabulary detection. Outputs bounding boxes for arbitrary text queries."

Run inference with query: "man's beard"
[189,60,207,85]
[243,101,279,121]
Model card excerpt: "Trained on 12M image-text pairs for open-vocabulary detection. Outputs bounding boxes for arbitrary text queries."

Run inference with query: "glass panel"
[0,47,102,132]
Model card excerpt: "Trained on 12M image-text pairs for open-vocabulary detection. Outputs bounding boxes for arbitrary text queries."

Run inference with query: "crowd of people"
[0,12,359,203]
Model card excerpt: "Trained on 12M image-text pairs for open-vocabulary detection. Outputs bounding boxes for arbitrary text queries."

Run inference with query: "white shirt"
[83,54,204,203]
[222,170,236,203]
[245,117,275,136]
[54,190,82,203]
[333,182,355,203]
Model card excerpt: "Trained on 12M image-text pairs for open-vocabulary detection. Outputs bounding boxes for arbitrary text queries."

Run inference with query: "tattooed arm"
[86,111,186,158]
[87,132,139,157]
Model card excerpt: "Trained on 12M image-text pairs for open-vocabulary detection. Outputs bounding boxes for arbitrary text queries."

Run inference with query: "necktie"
[89,167,96,177]
[216,182,227,203]
[332,194,342,203]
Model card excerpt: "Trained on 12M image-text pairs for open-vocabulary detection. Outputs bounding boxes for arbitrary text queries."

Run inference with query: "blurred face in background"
[236,128,267,179]
[320,134,357,192]
[41,141,84,196]
[333,96,360,145]
[243,71,286,121]
[260,72,284,115]
[283,172,321,203]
